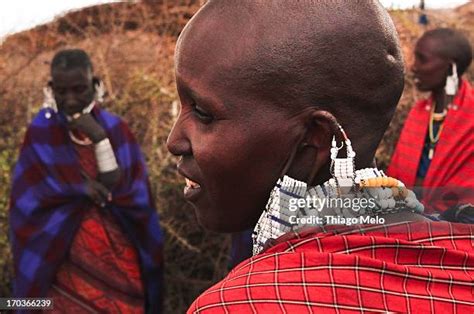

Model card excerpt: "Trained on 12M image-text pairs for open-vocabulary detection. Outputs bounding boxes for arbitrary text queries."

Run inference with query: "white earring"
[330,125,356,191]
[42,86,57,119]
[445,63,458,96]
[94,80,106,103]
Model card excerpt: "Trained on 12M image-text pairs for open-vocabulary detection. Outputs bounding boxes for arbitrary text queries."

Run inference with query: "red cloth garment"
[188,221,474,313]
[387,79,474,212]
[48,207,145,313]
[47,143,145,313]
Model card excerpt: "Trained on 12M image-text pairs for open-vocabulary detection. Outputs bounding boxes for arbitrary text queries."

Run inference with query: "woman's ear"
[304,110,338,184]
[285,110,338,185]
[304,111,337,151]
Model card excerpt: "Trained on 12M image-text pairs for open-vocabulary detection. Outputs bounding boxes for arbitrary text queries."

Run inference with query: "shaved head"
[169,0,405,231]
[421,28,472,76]
[51,49,93,74]
[177,0,404,166]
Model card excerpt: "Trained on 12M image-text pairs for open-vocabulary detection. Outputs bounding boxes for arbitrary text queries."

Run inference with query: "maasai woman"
[167,1,474,312]
[387,28,473,214]
[9,49,163,313]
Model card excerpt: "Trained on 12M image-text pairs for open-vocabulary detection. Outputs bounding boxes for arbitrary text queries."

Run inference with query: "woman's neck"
[432,88,448,113]
[432,80,461,112]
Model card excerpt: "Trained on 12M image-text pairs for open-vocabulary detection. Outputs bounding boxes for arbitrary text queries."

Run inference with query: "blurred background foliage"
[0,0,473,312]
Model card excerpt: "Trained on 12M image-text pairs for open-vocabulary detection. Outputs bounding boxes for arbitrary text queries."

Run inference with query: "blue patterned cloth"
[9,107,164,313]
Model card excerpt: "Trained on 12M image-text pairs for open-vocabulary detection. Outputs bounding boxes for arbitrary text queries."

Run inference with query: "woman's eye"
[52,87,65,95]
[192,104,214,123]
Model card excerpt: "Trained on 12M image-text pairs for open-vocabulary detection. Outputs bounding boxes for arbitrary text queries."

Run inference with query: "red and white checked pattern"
[188,221,474,313]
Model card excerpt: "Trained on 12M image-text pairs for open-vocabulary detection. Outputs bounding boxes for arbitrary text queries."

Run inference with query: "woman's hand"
[69,113,106,143]
[81,170,112,207]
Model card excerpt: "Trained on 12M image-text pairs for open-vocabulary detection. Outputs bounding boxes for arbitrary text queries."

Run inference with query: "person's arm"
[98,168,121,190]
[69,113,122,190]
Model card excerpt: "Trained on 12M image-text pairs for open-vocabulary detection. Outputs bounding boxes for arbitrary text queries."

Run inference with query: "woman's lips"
[184,177,202,201]
[177,162,204,202]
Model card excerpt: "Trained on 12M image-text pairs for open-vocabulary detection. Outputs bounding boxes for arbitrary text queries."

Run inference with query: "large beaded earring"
[330,124,356,195]
[445,63,458,96]
[94,80,106,103]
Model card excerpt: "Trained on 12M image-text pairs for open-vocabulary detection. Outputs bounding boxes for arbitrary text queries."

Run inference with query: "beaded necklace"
[252,124,424,256]
[428,105,446,160]
[252,169,424,255]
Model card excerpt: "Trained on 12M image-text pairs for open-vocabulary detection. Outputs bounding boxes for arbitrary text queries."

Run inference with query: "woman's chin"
[415,82,437,93]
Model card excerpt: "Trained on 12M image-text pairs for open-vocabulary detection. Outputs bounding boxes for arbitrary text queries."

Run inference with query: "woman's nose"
[64,91,79,105]
[167,119,192,157]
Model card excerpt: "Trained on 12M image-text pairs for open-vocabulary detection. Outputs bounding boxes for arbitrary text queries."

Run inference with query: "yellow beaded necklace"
[428,105,447,159]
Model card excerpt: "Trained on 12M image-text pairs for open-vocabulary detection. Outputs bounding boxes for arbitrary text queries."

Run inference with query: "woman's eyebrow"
[184,84,228,111]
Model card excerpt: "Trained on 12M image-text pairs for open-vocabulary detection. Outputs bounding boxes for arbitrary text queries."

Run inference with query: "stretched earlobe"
[42,82,58,119]
[94,79,106,103]
[283,111,337,184]
[445,63,458,96]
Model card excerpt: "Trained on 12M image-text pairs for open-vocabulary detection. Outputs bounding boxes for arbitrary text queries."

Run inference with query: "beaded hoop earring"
[252,120,424,256]
[330,124,356,195]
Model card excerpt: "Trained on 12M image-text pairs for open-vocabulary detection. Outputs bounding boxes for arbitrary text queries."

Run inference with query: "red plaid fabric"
[188,221,474,313]
[387,79,474,212]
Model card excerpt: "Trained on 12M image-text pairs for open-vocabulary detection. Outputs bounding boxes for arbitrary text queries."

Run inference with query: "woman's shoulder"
[30,109,61,126]
[96,107,123,126]
[95,107,135,135]
[460,79,474,100]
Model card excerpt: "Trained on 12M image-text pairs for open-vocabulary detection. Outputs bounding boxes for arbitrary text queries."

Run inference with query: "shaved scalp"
[51,49,93,74]
[178,0,404,166]
[421,28,472,76]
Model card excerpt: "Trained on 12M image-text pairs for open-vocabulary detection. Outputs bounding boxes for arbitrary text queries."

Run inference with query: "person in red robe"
[166,1,474,312]
[387,28,474,214]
